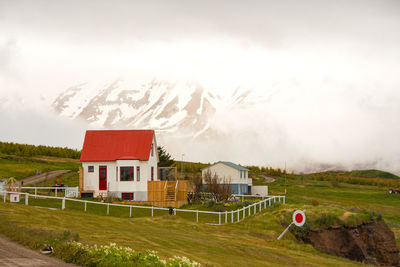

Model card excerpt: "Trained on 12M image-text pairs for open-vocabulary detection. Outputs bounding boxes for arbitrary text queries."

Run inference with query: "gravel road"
[0,234,77,266]
[21,170,71,185]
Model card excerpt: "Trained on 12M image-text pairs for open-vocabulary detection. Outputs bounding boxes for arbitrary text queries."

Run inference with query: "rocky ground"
[303,221,400,266]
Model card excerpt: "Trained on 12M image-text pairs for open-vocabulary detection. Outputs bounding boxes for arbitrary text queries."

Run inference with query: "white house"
[80,129,159,200]
[201,161,252,195]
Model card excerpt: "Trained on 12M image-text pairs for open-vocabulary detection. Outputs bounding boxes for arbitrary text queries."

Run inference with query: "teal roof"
[220,161,248,171]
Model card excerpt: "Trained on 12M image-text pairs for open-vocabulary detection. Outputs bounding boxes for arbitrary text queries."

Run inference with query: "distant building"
[201,161,252,195]
[80,130,159,200]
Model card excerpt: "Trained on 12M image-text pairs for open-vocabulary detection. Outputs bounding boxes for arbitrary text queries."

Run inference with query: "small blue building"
[202,161,252,195]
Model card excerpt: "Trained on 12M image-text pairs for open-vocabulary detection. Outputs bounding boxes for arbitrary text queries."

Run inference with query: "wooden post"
[248,206,251,216]
[55,188,57,197]
[196,210,199,223]
[174,208,176,216]
[254,204,256,214]
[61,197,65,210]
[79,166,83,193]
[84,201,87,212]
[237,210,240,222]
[129,206,132,217]
[243,207,245,218]
[219,212,221,225]
[259,202,261,212]
[3,192,6,203]
[231,211,233,223]
[225,211,228,224]
[151,206,154,217]
[25,193,28,206]
[283,196,286,204]
[264,199,266,208]
[107,203,109,215]
[35,188,37,199]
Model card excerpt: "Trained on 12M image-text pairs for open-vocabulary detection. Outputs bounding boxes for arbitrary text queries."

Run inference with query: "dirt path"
[259,175,276,183]
[21,170,71,185]
[0,234,77,266]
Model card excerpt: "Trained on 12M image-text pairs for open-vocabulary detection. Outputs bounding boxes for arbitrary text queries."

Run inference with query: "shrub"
[330,180,340,188]
[311,199,319,206]
[203,170,233,202]
[59,242,200,267]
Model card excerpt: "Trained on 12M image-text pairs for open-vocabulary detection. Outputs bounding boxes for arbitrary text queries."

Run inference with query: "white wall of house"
[82,136,158,201]
[201,162,248,184]
[82,161,117,194]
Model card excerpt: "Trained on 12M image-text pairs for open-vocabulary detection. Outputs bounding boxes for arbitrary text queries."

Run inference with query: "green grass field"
[0,201,367,267]
[0,156,80,180]
[0,155,399,265]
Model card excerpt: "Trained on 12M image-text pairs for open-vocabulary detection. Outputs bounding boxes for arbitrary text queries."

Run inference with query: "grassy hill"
[307,169,399,179]
[0,201,371,266]
[1,177,398,265]
[0,151,399,265]
[0,155,80,181]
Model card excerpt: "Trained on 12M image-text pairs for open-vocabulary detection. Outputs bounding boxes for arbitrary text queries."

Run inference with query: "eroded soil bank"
[302,221,399,266]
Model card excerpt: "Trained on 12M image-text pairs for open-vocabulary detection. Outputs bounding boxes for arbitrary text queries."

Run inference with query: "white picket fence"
[0,190,285,225]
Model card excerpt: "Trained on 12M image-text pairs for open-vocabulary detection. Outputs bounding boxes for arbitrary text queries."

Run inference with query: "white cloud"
[0,0,399,172]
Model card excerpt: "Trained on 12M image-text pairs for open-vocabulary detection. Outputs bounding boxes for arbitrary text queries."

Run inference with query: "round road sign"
[292,210,306,227]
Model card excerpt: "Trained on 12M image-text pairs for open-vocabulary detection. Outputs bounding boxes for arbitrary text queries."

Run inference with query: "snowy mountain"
[52,80,266,139]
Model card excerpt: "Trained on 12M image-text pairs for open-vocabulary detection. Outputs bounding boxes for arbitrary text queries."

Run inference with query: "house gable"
[202,161,248,172]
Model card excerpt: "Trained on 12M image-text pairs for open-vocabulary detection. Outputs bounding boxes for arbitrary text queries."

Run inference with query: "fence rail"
[0,190,285,225]
[16,186,79,198]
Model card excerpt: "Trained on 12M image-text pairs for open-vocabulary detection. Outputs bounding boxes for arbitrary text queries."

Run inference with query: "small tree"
[157,146,174,167]
[190,173,203,203]
[203,170,233,202]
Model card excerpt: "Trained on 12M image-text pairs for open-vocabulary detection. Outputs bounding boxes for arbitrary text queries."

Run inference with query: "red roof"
[80,130,155,162]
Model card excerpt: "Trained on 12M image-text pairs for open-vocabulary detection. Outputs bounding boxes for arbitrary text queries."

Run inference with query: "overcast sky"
[0,0,399,172]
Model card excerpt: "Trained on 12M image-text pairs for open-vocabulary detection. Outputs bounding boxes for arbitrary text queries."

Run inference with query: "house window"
[137,166,140,181]
[120,167,134,181]
[151,144,154,157]
[240,171,242,179]
[88,166,94,172]
[151,166,154,181]
[122,192,134,200]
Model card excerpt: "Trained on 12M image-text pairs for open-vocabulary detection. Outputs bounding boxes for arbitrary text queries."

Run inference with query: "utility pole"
[284,161,287,195]
[181,154,185,180]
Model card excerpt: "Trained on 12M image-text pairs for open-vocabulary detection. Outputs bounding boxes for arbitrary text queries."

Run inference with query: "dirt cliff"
[303,221,399,266]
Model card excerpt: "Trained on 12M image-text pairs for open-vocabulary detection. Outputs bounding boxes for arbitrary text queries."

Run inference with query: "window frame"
[120,167,134,181]
[121,192,134,201]
[136,166,140,182]
[88,166,94,173]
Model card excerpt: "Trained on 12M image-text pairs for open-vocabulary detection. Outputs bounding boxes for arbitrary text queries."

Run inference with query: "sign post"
[277,210,306,240]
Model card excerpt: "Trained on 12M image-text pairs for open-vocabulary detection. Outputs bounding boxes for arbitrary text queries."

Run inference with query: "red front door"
[99,166,107,190]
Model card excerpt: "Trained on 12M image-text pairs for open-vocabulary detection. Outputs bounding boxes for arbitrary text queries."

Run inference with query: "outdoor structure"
[201,161,252,195]
[126,180,189,208]
[80,130,159,200]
